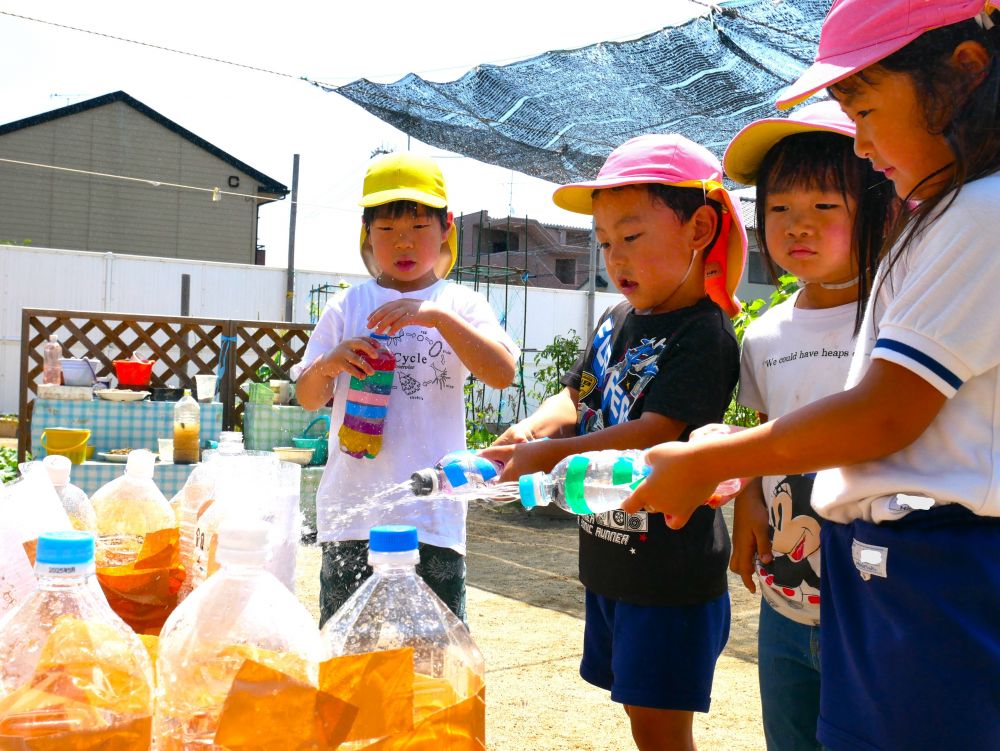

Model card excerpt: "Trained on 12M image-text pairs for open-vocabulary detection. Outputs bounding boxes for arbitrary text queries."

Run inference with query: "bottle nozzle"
[125,449,157,479]
[410,469,437,496]
[519,472,547,509]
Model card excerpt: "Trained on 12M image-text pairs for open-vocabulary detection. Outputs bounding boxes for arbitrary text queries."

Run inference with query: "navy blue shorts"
[819,505,1000,751]
[580,589,730,712]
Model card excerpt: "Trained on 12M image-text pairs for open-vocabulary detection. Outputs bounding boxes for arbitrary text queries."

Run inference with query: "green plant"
[724,275,799,427]
[0,447,28,484]
[530,330,582,403]
[464,379,499,449]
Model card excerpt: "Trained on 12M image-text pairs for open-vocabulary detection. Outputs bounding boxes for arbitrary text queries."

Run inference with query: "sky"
[0,0,708,276]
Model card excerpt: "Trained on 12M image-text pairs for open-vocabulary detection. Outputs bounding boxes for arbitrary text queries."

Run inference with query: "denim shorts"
[319,539,466,627]
[580,589,730,712]
[758,598,822,751]
[818,505,1000,751]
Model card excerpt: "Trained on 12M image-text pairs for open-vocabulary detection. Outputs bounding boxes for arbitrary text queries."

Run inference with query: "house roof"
[0,91,289,198]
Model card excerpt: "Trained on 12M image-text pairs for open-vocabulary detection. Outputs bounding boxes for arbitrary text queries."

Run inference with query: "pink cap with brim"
[724,100,855,185]
[777,0,991,110]
[552,133,748,317]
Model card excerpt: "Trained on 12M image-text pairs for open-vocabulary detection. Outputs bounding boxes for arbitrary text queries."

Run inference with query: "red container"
[113,359,155,387]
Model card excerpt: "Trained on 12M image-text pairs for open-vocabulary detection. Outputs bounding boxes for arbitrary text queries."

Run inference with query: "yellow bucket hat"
[358,152,458,279]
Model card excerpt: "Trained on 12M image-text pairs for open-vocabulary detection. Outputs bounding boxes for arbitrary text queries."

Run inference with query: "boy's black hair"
[754,130,897,334]
[593,184,724,254]
[830,10,1000,326]
[362,200,449,230]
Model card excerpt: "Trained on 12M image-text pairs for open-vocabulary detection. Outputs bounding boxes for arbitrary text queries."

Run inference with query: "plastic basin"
[41,427,92,464]
[114,359,155,387]
[59,358,99,387]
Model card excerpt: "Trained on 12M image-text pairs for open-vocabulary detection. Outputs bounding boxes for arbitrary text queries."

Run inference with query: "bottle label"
[563,455,595,515]
[35,561,96,577]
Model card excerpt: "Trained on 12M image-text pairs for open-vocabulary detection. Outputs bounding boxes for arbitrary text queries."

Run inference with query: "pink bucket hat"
[724,100,855,185]
[552,134,748,317]
[777,0,995,109]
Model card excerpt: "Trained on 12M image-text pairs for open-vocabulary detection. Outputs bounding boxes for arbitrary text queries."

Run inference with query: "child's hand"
[492,423,535,446]
[729,481,772,593]
[621,441,716,526]
[481,440,553,483]
[367,299,445,335]
[317,337,380,380]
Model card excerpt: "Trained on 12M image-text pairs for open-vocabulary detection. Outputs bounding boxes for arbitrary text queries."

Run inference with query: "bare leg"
[624,705,696,751]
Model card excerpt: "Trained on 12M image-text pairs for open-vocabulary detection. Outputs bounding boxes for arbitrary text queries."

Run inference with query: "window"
[747,250,772,285]
[555,258,576,284]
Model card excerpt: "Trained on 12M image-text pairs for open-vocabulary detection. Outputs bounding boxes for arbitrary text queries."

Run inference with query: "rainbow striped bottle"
[338,333,395,459]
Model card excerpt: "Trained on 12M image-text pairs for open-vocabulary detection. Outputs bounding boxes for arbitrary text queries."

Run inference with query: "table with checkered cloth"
[242,403,331,453]
[31,398,223,456]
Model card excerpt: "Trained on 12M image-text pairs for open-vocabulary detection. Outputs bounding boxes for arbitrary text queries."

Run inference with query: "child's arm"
[485,409,688,482]
[729,477,771,593]
[494,387,579,444]
[366,300,515,388]
[623,359,947,525]
[295,337,382,410]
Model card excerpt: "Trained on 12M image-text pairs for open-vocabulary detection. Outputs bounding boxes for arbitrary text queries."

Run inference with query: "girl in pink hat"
[721,100,894,751]
[626,3,1000,750]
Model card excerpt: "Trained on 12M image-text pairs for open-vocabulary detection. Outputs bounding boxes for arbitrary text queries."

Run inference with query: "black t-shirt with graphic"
[561,297,739,606]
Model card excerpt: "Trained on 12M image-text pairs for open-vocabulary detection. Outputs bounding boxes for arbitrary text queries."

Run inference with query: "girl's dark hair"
[362,200,449,229]
[593,184,724,253]
[831,11,1000,319]
[755,130,897,333]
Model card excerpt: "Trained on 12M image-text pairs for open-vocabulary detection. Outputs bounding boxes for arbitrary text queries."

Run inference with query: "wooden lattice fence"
[19,309,314,459]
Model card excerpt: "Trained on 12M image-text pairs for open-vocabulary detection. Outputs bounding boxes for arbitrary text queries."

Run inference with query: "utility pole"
[284,154,300,322]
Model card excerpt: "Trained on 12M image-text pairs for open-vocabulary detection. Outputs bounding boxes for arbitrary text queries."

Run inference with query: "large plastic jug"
[320,525,486,748]
[42,454,97,532]
[42,335,62,385]
[172,389,201,464]
[154,523,321,750]
[91,449,184,634]
[338,332,395,459]
[0,531,154,748]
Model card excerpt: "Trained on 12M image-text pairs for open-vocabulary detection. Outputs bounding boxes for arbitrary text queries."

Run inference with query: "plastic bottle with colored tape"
[519,449,651,514]
[410,450,505,496]
[338,333,395,460]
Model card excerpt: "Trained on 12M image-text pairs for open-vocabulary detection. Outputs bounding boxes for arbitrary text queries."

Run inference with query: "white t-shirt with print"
[738,290,856,625]
[812,173,1000,524]
[298,278,519,552]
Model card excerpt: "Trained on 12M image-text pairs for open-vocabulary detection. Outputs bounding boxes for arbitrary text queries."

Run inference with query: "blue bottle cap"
[519,474,537,509]
[369,332,391,341]
[369,525,419,553]
[36,531,95,566]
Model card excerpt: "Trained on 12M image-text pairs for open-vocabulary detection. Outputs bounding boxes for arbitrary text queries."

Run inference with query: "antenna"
[49,93,84,106]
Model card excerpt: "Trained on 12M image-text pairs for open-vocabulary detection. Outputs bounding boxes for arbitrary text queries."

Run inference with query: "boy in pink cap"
[482,133,747,751]
[627,2,1000,750]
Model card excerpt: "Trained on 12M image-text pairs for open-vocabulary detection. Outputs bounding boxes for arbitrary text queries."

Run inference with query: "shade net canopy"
[322,0,830,183]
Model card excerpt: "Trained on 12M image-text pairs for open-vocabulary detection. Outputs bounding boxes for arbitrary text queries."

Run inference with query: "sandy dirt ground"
[295,502,764,751]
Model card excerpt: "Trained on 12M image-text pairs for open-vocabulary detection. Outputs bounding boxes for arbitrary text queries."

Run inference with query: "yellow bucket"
[41,427,91,464]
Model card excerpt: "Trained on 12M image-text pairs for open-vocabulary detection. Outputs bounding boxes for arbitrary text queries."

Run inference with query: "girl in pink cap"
[721,100,894,751]
[625,3,1000,750]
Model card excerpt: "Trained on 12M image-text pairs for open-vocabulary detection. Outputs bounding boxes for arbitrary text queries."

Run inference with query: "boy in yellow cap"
[296,152,518,624]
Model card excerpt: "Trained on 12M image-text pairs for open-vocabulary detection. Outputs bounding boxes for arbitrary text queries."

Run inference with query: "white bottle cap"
[42,454,71,487]
[48,334,58,342]
[125,449,156,479]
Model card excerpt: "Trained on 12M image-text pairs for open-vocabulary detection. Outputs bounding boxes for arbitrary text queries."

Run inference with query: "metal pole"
[586,217,597,336]
[285,154,300,322]
[180,274,191,316]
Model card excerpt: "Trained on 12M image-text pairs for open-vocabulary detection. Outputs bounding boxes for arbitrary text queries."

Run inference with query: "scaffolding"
[454,211,530,434]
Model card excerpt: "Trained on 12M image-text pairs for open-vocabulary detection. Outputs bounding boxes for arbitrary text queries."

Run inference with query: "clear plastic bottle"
[411,449,504,496]
[91,449,182,634]
[172,389,201,464]
[155,523,320,750]
[0,531,154,747]
[321,525,485,748]
[338,332,396,459]
[42,454,97,532]
[177,431,245,601]
[42,334,62,385]
[520,450,744,514]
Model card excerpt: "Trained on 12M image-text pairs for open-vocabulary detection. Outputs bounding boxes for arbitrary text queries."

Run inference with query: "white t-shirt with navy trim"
[297,278,520,551]
[812,173,1000,524]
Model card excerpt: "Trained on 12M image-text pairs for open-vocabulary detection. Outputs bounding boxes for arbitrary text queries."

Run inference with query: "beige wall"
[0,101,262,264]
